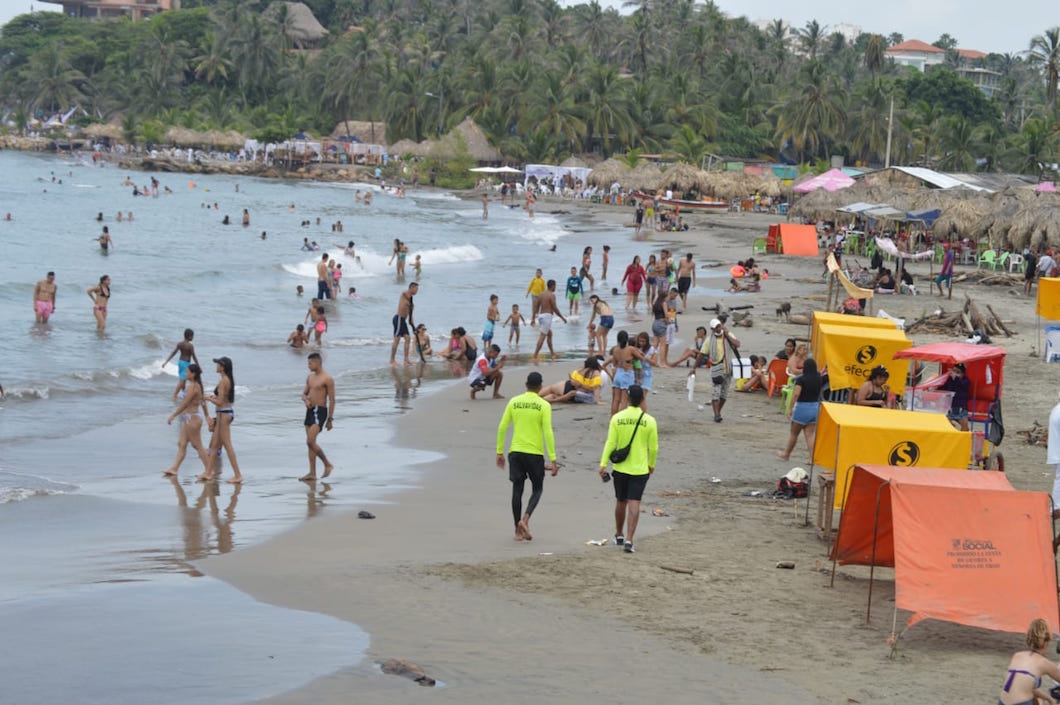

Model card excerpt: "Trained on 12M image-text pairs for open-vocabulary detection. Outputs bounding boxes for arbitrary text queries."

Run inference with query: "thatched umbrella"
[560,156,588,168]
[788,188,842,220]
[587,158,630,187]
[330,120,385,144]
[208,130,247,150]
[628,162,662,192]
[933,197,989,238]
[659,163,703,192]
[389,138,420,156]
[754,173,784,198]
[443,117,501,162]
[83,122,124,140]
[1006,204,1060,250]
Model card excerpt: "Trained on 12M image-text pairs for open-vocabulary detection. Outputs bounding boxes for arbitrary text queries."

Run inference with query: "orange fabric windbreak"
[813,404,972,509]
[834,465,1059,635]
[1038,278,1060,320]
[771,223,818,256]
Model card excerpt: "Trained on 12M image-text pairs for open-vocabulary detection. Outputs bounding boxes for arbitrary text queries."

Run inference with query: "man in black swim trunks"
[300,352,336,482]
[390,281,418,365]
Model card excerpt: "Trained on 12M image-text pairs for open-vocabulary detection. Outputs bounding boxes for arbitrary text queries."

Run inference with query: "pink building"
[61,0,178,20]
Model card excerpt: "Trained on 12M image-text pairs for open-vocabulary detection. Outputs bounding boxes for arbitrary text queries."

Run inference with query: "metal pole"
[884,96,894,168]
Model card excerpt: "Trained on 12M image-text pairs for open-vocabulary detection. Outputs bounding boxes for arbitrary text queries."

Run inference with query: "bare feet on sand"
[322,464,334,478]
[775,451,789,460]
[227,476,242,484]
[162,468,178,476]
[195,472,215,482]
[299,473,316,482]
[492,393,505,399]
[518,519,532,541]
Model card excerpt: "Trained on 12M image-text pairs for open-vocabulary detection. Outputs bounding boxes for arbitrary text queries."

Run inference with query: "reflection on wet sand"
[390,362,425,405]
[168,476,241,568]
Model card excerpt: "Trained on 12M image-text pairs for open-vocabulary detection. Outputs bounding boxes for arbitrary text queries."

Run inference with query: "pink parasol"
[1034,182,1057,193]
[792,168,856,194]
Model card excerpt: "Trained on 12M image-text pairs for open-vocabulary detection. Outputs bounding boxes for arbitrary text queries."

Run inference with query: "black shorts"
[392,315,409,338]
[613,471,649,501]
[508,451,545,484]
[304,405,328,428]
[678,276,691,294]
[470,375,495,390]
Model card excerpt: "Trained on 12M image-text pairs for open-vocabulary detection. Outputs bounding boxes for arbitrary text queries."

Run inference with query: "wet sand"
[201,207,1057,704]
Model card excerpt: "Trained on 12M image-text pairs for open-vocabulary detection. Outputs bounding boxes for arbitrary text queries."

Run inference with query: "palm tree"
[798,20,827,61]
[938,115,979,170]
[226,13,283,105]
[324,32,382,142]
[531,72,585,151]
[1010,117,1059,175]
[849,80,889,164]
[583,63,633,154]
[26,43,88,114]
[864,34,886,78]
[1028,27,1060,107]
[193,32,233,86]
[668,124,707,163]
[772,60,845,161]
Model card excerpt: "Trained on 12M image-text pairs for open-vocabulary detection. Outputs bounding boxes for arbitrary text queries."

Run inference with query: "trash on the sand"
[651,508,670,517]
[660,565,694,575]
[379,658,436,687]
[744,490,764,497]
[586,539,609,546]
[710,477,722,483]
[697,404,705,411]
[776,561,796,569]
[358,510,375,519]
[538,552,554,556]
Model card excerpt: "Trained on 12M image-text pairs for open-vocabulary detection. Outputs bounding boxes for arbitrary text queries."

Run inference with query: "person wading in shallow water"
[300,351,336,482]
[495,372,559,542]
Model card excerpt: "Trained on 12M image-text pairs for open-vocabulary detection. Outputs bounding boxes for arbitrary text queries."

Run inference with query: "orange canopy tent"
[831,464,1059,635]
[767,223,818,256]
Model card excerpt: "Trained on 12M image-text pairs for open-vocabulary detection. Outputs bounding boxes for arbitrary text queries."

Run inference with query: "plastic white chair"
[1007,253,1024,273]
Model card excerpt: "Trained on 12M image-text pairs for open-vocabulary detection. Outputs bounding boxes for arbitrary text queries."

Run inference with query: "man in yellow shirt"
[496,371,559,541]
[525,268,546,326]
[598,385,658,553]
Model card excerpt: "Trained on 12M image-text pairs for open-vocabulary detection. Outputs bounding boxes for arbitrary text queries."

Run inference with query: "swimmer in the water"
[288,324,309,349]
[94,226,113,251]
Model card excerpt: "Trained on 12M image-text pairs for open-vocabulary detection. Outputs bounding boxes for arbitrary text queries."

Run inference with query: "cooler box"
[911,389,954,414]
[733,357,755,379]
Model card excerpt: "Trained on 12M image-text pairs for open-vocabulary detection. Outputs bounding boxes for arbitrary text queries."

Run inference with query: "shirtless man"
[33,271,57,323]
[300,352,335,482]
[95,226,113,252]
[532,280,567,362]
[390,281,418,365]
[316,252,332,299]
[162,328,201,401]
[676,252,697,312]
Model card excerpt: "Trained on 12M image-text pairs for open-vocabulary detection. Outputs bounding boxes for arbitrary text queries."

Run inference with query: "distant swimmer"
[116,211,123,222]
[334,240,355,258]
[162,328,201,401]
[299,351,335,482]
[302,237,313,251]
[312,306,327,347]
[242,208,250,226]
[4,213,11,221]
[482,193,489,220]
[390,281,418,366]
[33,271,57,324]
[163,363,212,478]
[95,212,104,221]
[222,215,231,225]
[87,274,110,332]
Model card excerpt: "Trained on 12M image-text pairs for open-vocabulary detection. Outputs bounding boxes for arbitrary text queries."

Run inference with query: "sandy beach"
[199,206,1058,704]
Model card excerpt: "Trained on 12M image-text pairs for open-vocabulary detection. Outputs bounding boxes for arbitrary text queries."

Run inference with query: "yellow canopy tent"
[810,311,898,357]
[815,324,912,393]
[811,403,972,512]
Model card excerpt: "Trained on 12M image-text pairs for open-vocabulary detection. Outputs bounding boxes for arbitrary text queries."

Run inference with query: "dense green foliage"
[1,1,1058,174]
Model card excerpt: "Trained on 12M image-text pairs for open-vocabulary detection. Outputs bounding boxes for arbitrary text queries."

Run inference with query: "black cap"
[526,372,543,387]
[953,362,966,372]
[212,356,231,365]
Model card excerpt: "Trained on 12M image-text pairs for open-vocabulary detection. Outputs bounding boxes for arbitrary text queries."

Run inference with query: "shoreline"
[195,190,1057,703]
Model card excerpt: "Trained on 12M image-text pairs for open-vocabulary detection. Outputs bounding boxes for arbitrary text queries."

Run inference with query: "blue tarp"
[906,208,941,226]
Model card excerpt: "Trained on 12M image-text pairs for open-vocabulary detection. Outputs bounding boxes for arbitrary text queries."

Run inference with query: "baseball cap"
[709,318,722,329]
[526,371,543,386]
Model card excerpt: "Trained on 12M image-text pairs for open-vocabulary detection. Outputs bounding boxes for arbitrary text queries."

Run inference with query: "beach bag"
[776,476,808,499]
[609,411,645,464]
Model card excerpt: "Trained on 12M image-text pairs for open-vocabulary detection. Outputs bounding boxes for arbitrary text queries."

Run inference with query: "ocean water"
[0,150,727,702]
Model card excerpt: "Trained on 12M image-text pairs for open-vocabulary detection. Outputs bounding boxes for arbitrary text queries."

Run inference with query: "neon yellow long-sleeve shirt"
[599,406,658,475]
[496,391,556,460]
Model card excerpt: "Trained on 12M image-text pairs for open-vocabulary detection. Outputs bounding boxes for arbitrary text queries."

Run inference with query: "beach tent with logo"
[830,464,1058,635]
[814,324,912,393]
[766,223,818,256]
[809,312,897,357]
[1037,278,1060,361]
[811,403,972,511]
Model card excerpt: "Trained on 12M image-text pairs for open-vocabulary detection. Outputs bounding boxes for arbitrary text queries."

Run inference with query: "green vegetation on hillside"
[1,1,1058,174]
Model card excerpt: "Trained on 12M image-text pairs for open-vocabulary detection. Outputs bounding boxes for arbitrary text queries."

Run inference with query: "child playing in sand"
[503,304,526,345]
[288,324,309,349]
[483,294,500,345]
[313,306,327,347]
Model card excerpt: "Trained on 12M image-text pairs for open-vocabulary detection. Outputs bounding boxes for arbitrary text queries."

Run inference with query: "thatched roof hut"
[434,117,500,162]
[788,188,842,220]
[659,163,705,192]
[560,156,588,168]
[587,158,630,187]
[83,122,124,140]
[165,127,246,149]
[933,197,990,238]
[627,162,662,192]
[389,138,422,156]
[264,2,329,49]
[330,120,386,144]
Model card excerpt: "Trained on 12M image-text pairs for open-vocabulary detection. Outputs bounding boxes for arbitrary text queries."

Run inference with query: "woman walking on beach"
[87,274,111,332]
[621,255,647,312]
[200,356,243,484]
[996,618,1060,705]
[163,363,212,478]
[777,358,822,461]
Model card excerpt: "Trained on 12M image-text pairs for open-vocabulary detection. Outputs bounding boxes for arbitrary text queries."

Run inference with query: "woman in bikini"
[579,246,595,291]
[163,364,212,477]
[539,357,604,404]
[388,239,407,278]
[587,295,615,353]
[786,343,808,377]
[997,618,1060,705]
[200,356,243,484]
[602,330,648,416]
[854,365,892,408]
[87,274,111,331]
